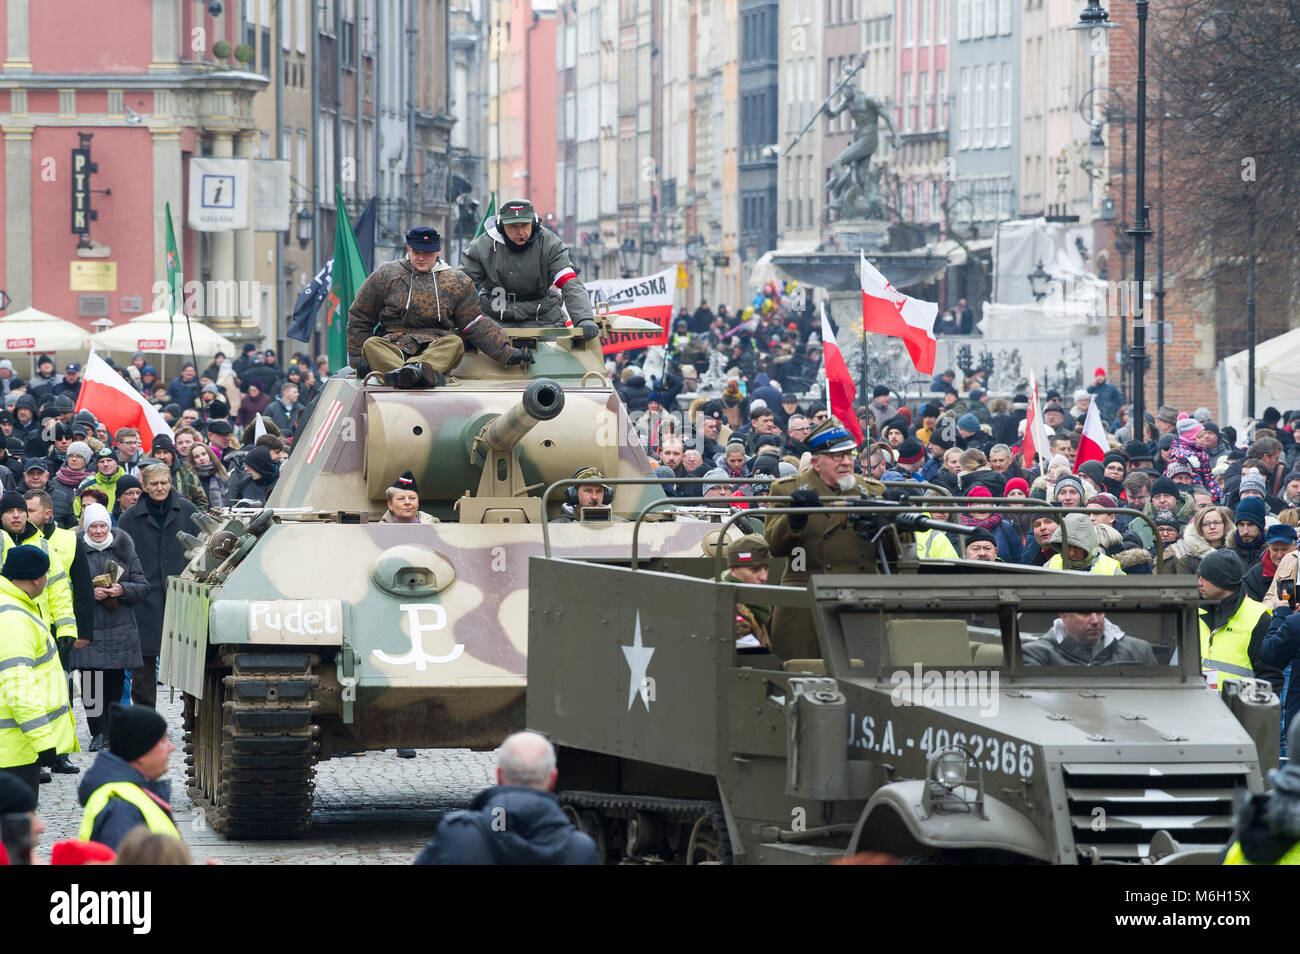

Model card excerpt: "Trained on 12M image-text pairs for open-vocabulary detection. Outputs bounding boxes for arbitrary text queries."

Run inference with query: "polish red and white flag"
[1021,372,1049,470]
[74,351,174,451]
[819,301,864,446]
[1074,398,1108,473]
[860,251,939,375]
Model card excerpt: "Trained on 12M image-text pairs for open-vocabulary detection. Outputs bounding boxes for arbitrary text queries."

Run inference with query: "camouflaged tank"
[160,319,720,838]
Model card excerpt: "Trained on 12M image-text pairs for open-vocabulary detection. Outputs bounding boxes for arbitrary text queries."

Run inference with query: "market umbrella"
[88,310,236,358]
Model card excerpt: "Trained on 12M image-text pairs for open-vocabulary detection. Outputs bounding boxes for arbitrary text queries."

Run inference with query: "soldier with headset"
[556,467,617,522]
[765,416,887,661]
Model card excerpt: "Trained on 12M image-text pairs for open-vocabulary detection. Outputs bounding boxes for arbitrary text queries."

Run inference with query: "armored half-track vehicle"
[160,321,725,837]
[526,506,1280,864]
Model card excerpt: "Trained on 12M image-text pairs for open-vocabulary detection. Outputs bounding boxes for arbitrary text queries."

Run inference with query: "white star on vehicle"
[622,611,655,712]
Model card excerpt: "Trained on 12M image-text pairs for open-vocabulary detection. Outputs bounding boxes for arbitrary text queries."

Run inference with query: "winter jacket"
[68,528,148,673]
[264,398,305,441]
[115,492,200,656]
[618,375,652,413]
[1022,617,1158,666]
[1162,526,1229,576]
[49,468,85,528]
[1130,491,1199,549]
[234,389,273,427]
[413,785,599,865]
[1087,380,1122,422]
[1262,607,1300,738]
[195,471,227,509]
[346,257,516,368]
[73,468,124,522]
[460,216,594,327]
[1095,521,1145,557]
[76,750,177,851]
[166,375,202,410]
[225,467,277,506]
[1166,434,1223,503]
[172,462,208,510]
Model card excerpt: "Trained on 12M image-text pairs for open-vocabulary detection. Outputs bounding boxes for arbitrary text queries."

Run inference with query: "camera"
[208,1,224,16]
[1280,577,1296,609]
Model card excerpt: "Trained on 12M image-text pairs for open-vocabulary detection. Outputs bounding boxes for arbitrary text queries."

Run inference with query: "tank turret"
[461,378,567,523]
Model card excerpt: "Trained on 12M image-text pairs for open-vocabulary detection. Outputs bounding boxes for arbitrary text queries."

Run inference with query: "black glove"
[506,349,527,366]
[36,748,57,768]
[787,489,822,532]
[352,358,371,378]
[578,319,600,340]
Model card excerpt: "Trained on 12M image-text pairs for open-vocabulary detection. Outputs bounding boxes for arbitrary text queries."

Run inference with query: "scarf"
[84,529,114,552]
[145,493,170,528]
[193,459,215,478]
[56,465,85,487]
[1262,547,1280,581]
[960,509,1004,531]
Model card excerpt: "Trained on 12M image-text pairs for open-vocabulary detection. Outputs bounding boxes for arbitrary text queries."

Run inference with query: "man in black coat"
[413,731,599,865]
[114,463,199,709]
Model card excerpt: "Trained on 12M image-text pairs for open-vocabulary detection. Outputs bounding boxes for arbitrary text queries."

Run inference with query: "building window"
[937,69,948,127]
[971,0,982,38]
[986,63,998,146]
[1001,63,1012,145]
[985,0,997,35]
[920,71,930,131]
[999,0,1012,34]
[903,73,913,132]
[920,0,930,45]
[958,68,969,149]
[957,0,969,40]
[938,0,949,42]
[972,66,983,148]
[904,0,915,46]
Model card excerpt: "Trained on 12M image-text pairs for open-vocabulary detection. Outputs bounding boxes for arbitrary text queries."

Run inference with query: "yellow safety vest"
[1198,597,1269,692]
[1223,840,1300,865]
[0,528,77,639]
[1045,551,1125,575]
[0,576,77,767]
[78,782,182,843]
[48,526,76,572]
[916,528,959,560]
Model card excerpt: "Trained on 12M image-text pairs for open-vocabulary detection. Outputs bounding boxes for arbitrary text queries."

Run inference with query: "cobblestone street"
[33,687,496,864]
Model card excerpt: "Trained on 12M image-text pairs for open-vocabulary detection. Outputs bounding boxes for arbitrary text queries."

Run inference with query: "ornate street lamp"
[618,238,638,278]
[296,207,314,249]
[1027,260,1053,302]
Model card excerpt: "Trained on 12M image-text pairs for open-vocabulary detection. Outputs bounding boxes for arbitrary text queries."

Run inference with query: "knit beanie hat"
[108,703,169,762]
[0,768,37,813]
[897,439,925,466]
[1234,497,1268,531]
[956,413,981,432]
[1150,476,1180,500]
[66,441,94,466]
[81,503,111,530]
[1175,414,1202,439]
[1089,492,1119,509]
[0,490,27,515]
[1197,549,1243,591]
[244,446,275,478]
[1153,509,1182,528]
[1,544,49,581]
[1005,477,1030,495]
[1238,472,1268,497]
[1054,474,1086,502]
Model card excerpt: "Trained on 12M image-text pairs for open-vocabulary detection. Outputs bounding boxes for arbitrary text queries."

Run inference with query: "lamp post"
[618,238,638,278]
[296,206,314,249]
[1079,1,1154,433]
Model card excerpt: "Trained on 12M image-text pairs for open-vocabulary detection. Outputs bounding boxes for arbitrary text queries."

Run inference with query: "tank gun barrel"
[480,378,566,453]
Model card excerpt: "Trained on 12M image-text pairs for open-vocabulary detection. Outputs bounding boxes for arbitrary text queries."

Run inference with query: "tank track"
[557,790,733,864]
[183,651,319,839]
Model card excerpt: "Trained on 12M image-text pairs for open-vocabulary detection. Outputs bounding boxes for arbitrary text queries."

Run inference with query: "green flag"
[473,192,496,238]
[326,185,369,371]
[164,201,183,343]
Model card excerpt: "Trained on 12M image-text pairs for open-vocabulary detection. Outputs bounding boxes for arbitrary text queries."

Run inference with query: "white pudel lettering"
[371,604,464,670]
[49,884,152,934]
[248,601,340,638]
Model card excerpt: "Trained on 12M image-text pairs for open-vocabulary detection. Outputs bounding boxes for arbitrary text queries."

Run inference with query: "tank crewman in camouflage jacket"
[460,199,600,339]
[347,226,526,389]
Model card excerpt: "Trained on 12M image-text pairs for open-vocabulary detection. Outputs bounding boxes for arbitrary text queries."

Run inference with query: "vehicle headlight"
[929,747,969,791]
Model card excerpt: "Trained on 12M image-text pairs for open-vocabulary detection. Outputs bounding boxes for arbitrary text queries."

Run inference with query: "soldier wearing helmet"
[460,199,599,339]
[556,467,617,522]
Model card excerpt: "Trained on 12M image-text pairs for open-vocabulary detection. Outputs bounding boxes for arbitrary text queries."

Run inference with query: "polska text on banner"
[584,267,676,355]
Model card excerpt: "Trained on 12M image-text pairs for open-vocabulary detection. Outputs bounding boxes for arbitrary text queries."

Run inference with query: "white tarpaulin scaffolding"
[90,310,236,358]
[1218,327,1300,434]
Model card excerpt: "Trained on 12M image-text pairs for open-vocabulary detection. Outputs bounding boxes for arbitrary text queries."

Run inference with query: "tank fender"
[859,780,1051,861]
